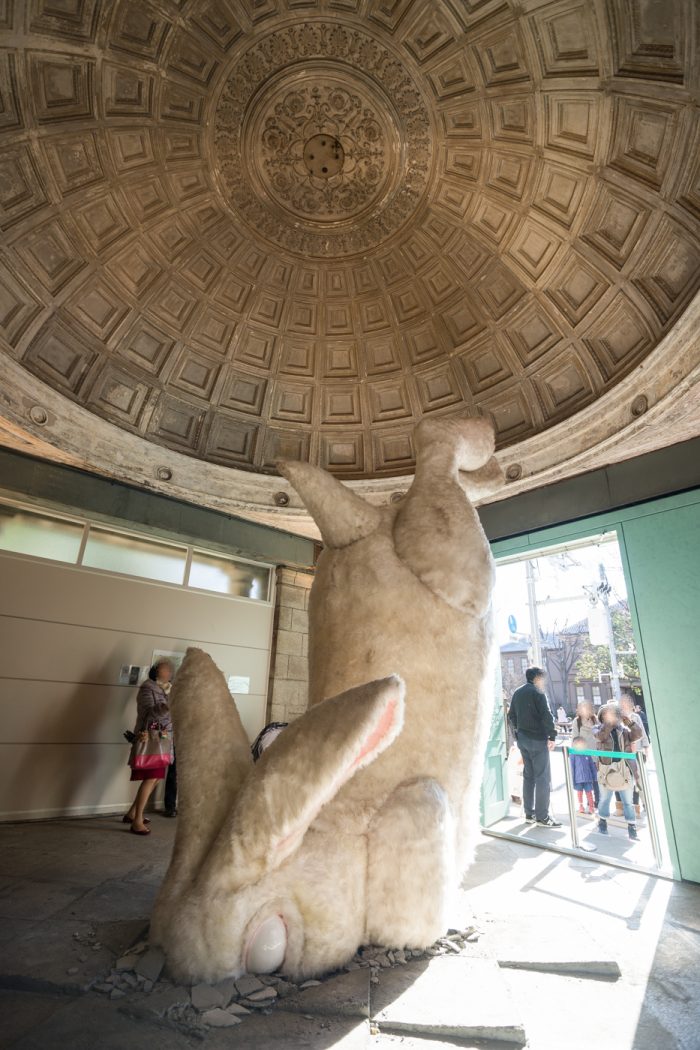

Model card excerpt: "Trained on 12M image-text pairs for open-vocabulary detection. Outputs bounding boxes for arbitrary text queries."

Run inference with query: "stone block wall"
[267,566,314,724]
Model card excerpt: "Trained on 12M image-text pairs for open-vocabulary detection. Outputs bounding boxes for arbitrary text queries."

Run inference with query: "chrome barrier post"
[636,753,664,870]
[563,745,597,853]
[562,745,580,849]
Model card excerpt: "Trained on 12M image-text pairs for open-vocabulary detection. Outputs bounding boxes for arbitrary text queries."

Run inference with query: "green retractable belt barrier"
[573,749,637,760]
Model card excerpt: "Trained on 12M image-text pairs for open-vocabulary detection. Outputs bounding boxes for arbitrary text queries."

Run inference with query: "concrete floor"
[0,815,698,1049]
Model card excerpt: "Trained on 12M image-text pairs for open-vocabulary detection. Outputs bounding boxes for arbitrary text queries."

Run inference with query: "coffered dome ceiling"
[0,0,699,527]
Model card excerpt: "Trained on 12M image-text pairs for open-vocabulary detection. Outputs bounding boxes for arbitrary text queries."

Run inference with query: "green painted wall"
[619,503,700,883]
[489,488,700,883]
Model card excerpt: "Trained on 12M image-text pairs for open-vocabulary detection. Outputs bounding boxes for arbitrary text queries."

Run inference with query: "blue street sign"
[508,614,517,634]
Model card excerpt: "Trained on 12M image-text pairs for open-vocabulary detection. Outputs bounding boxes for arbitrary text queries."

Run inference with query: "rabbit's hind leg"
[365,777,454,949]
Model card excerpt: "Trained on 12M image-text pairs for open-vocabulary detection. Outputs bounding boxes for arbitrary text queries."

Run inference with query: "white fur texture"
[150,414,503,982]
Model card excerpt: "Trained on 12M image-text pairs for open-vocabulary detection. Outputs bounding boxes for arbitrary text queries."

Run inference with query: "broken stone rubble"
[201,1007,241,1027]
[88,923,485,1037]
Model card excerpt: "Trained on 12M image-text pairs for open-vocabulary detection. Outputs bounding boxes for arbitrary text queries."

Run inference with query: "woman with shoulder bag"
[124,659,174,835]
[594,702,642,841]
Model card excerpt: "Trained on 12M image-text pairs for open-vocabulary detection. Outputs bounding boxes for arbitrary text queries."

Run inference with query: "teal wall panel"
[620,504,700,883]
[488,487,700,882]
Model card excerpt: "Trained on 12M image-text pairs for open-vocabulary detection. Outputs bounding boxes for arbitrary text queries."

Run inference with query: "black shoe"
[525,814,536,824]
[536,816,562,828]
[597,818,608,835]
[164,809,177,818]
[628,823,638,841]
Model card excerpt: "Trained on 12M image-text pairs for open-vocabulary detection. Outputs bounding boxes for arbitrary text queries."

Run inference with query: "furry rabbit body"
[150,415,503,982]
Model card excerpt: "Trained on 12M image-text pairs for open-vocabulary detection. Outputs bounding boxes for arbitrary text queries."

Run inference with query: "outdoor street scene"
[491,533,670,874]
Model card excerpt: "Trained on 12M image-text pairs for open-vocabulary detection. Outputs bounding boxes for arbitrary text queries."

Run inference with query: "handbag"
[129,722,172,772]
[597,757,633,791]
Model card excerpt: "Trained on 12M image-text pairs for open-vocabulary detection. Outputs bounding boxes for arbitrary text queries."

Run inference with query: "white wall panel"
[0,619,271,692]
[0,554,273,648]
[0,743,141,821]
[0,682,267,745]
[0,551,273,820]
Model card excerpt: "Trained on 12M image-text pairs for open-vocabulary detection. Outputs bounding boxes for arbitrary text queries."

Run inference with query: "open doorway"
[483,531,672,877]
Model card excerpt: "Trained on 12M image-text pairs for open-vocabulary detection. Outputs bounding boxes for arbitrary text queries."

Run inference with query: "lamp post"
[598,563,621,702]
[526,559,541,666]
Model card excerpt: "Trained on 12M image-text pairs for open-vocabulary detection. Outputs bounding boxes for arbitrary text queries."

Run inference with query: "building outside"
[500,602,643,715]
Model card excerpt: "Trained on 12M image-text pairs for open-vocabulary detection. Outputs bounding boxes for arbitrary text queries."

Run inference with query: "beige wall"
[267,566,313,725]
[0,552,274,820]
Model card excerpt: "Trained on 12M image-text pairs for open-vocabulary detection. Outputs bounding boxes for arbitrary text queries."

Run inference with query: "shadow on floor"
[632,881,700,1049]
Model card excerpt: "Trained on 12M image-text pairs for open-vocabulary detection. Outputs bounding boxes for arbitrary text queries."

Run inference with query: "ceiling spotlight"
[274,491,290,506]
[156,466,173,481]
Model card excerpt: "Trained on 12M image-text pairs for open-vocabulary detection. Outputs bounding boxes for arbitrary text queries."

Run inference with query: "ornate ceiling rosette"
[256,82,391,221]
[0,0,699,531]
[213,22,433,256]
[259,85,387,220]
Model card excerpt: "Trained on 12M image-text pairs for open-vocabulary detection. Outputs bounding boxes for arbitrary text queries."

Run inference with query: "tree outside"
[543,628,583,709]
[501,602,642,717]
[572,601,640,684]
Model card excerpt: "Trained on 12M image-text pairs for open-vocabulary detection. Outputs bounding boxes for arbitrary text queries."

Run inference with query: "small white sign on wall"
[228,675,250,695]
[119,664,142,686]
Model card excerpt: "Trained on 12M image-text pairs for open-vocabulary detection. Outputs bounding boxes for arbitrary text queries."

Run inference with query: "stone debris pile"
[347,927,481,985]
[89,925,482,1036]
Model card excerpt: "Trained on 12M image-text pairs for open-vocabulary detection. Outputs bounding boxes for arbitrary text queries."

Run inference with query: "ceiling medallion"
[257,80,394,224]
[213,22,433,258]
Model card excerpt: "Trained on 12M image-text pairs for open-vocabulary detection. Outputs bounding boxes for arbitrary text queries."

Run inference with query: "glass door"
[481,531,672,877]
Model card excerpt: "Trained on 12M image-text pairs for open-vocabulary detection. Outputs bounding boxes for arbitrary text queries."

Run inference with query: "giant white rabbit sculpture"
[150,415,504,983]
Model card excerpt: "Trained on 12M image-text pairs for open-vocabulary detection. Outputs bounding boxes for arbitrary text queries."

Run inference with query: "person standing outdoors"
[620,692,649,818]
[508,666,562,828]
[595,702,642,840]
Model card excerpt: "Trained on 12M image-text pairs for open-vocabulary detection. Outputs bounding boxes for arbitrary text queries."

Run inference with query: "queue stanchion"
[563,744,597,853]
[636,752,664,870]
[562,745,579,850]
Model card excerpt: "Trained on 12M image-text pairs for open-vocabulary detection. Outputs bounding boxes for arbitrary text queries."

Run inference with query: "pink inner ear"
[353,694,398,769]
[274,691,399,854]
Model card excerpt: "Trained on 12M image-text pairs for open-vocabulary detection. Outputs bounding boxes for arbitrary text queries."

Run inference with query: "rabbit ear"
[159,648,253,901]
[393,417,498,613]
[196,675,405,893]
[277,460,381,548]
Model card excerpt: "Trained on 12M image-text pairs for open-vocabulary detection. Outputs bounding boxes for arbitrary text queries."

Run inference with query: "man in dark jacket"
[508,667,561,828]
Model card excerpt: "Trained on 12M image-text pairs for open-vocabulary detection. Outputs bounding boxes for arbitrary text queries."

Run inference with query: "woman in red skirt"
[124,658,174,835]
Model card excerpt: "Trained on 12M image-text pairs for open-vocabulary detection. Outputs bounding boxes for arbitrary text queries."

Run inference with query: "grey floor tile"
[204,1010,370,1049]
[0,877,88,922]
[370,957,525,1046]
[0,989,71,1050]
[485,914,621,977]
[50,878,157,924]
[7,993,193,1050]
[282,968,370,1019]
[0,918,114,992]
